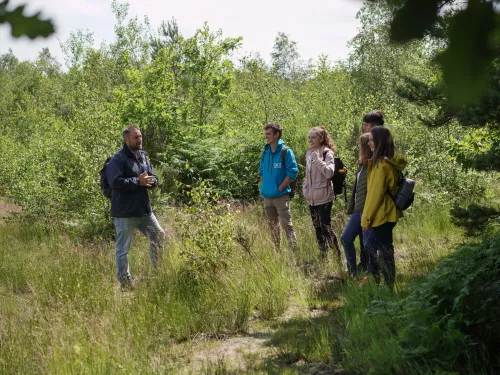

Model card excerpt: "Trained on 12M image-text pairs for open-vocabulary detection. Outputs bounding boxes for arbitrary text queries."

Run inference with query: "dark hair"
[359,133,372,165]
[309,126,336,152]
[264,122,282,138]
[122,124,140,139]
[371,126,394,165]
[363,110,384,126]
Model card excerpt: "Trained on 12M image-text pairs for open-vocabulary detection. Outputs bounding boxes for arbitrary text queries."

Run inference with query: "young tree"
[271,32,303,80]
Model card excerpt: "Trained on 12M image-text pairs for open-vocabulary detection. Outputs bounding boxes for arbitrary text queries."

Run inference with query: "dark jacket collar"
[122,143,146,158]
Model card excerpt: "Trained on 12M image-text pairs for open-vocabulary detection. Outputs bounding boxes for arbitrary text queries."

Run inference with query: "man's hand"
[362,227,370,232]
[278,176,293,192]
[139,171,154,187]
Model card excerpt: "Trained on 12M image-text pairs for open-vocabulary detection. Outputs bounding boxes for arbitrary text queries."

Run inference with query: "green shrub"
[337,225,500,374]
[174,180,235,278]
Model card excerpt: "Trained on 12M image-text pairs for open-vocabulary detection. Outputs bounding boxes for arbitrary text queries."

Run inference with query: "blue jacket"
[107,144,158,218]
[259,139,299,199]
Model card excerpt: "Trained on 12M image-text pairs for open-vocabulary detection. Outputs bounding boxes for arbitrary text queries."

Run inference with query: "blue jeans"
[364,222,396,288]
[341,213,367,275]
[113,213,164,283]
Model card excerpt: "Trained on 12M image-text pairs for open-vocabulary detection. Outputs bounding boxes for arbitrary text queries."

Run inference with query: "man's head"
[263,122,282,144]
[122,125,142,152]
[362,110,384,133]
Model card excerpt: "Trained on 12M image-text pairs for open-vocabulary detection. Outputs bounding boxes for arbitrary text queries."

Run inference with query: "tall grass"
[0,201,312,374]
[0,199,467,374]
[258,202,467,374]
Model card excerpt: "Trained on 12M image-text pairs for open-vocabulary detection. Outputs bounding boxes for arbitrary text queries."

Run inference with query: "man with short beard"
[107,124,164,290]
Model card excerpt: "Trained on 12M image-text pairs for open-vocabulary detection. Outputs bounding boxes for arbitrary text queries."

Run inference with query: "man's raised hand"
[139,171,154,187]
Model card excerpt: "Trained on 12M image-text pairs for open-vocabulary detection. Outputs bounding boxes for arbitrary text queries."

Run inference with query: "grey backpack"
[388,172,415,210]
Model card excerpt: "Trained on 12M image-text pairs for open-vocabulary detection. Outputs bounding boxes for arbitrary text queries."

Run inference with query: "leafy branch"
[0,0,54,39]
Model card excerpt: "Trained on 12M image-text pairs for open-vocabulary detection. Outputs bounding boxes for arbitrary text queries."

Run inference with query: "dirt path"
[0,199,22,223]
[178,302,331,374]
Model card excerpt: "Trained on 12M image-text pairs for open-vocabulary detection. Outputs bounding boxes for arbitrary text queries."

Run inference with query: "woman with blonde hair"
[302,126,341,259]
[341,133,372,276]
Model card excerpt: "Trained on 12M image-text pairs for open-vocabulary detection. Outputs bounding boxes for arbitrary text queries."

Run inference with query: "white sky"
[0,0,363,65]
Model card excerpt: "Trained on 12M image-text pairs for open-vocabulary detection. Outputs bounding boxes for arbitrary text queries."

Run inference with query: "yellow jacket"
[361,154,407,228]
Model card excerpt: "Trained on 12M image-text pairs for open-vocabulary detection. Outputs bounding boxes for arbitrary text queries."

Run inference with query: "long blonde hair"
[359,133,372,165]
[309,126,336,152]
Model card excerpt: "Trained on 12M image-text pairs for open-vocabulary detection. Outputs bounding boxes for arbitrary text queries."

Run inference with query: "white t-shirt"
[306,152,312,173]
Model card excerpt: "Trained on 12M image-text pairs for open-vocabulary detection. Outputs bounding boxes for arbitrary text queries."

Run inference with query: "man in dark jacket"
[107,124,164,289]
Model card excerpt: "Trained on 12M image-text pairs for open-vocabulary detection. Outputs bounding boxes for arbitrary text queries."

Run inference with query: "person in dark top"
[341,133,372,276]
[107,124,164,289]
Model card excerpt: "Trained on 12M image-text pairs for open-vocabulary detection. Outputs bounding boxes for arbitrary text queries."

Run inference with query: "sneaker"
[120,276,135,291]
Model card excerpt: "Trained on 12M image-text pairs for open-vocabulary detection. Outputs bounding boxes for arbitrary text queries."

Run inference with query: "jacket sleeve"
[315,150,335,179]
[146,157,158,189]
[347,171,358,215]
[361,162,388,228]
[285,148,299,180]
[107,156,139,191]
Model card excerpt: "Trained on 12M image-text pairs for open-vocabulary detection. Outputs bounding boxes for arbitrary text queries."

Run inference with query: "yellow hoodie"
[361,154,407,228]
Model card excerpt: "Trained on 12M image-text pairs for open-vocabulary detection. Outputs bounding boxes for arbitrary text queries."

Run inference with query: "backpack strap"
[386,169,404,200]
[282,146,289,165]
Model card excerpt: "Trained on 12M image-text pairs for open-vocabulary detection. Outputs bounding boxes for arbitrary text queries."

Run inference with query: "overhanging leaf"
[0,0,55,39]
[436,1,496,105]
[390,0,441,42]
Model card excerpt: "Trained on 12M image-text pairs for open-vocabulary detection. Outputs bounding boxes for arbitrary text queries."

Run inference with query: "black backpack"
[388,172,415,210]
[323,151,348,202]
[282,146,297,198]
[99,156,113,199]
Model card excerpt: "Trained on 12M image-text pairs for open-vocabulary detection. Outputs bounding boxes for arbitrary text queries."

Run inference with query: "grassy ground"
[0,198,465,374]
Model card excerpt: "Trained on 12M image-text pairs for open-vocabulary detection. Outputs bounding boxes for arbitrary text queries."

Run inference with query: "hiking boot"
[120,275,135,291]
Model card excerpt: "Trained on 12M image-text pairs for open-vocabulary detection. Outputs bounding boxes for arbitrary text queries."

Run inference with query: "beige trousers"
[264,194,298,249]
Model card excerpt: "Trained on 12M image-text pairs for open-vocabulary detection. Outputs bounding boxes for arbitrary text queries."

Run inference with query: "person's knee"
[340,228,354,246]
[268,217,280,227]
[340,233,349,246]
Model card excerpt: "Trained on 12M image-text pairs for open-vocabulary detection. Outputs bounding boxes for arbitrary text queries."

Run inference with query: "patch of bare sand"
[0,199,22,224]
[178,301,332,373]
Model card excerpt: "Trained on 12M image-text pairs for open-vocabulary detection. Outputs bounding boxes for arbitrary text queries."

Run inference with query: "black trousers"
[366,222,397,289]
[309,202,340,256]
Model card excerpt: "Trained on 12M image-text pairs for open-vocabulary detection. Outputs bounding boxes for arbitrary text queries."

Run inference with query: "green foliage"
[400,227,500,372]
[370,0,500,105]
[0,0,54,38]
[175,180,234,277]
[451,203,500,235]
[271,32,305,80]
[0,0,489,238]
[331,225,500,374]
[0,203,306,373]
[447,128,500,172]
